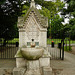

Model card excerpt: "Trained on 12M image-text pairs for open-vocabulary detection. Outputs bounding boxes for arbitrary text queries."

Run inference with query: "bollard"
[58,43,61,48]
[51,41,54,47]
[16,42,19,47]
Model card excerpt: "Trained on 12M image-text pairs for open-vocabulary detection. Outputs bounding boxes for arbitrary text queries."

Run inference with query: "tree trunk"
[3,39,7,46]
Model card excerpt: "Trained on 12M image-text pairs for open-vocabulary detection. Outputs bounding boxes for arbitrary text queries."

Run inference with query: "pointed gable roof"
[17,7,48,28]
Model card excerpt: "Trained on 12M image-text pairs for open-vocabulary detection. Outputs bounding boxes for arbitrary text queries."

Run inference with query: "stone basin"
[21,47,44,60]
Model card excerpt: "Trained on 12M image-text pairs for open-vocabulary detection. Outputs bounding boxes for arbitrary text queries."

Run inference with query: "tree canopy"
[62,0,75,40]
[1,0,72,41]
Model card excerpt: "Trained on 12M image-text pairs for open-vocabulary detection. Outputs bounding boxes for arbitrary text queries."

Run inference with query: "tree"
[38,0,64,38]
[0,0,64,44]
[62,0,75,40]
[0,0,27,45]
[50,15,63,38]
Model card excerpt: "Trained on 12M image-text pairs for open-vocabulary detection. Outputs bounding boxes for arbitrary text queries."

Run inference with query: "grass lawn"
[1,38,75,45]
[8,38,19,44]
[47,39,61,45]
[47,38,75,45]
[64,46,72,51]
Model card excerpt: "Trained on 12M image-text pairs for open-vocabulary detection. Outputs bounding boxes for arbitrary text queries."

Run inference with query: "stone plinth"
[39,58,50,67]
[16,58,26,68]
[27,60,40,70]
[14,48,52,75]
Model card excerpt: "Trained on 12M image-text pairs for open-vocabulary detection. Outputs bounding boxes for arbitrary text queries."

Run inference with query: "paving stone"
[13,67,26,75]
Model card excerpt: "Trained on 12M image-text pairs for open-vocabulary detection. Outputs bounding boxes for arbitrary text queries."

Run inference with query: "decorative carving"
[25,14,39,40]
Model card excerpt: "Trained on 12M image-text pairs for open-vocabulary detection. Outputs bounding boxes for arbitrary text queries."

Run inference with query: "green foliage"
[0,14,18,40]
[50,15,63,38]
[70,24,75,40]
[0,0,65,41]
[21,5,29,16]
[0,0,5,5]
[47,38,75,45]
[39,7,50,18]
[4,38,75,45]
[38,0,64,38]
[67,0,75,13]
[8,38,19,44]
[0,0,19,40]
[55,0,65,11]
[63,0,75,40]
[61,18,75,40]
[47,39,61,45]
[0,0,30,41]
[64,46,72,51]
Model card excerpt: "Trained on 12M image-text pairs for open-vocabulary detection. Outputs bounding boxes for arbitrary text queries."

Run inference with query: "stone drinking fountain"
[13,0,52,75]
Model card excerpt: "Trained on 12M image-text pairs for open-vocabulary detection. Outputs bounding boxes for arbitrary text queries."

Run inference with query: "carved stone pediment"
[17,7,48,29]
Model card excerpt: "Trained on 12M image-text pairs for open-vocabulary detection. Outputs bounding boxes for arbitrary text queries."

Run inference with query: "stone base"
[16,58,26,68]
[14,48,52,75]
[13,68,26,75]
[39,58,50,67]
[16,57,51,68]
[14,57,52,75]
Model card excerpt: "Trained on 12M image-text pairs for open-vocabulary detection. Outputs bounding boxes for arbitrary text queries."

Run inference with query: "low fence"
[47,38,75,60]
[0,38,75,59]
[47,38,75,45]
[0,38,19,59]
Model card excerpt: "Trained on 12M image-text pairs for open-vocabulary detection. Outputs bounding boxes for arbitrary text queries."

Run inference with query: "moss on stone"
[15,50,23,58]
[18,7,48,28]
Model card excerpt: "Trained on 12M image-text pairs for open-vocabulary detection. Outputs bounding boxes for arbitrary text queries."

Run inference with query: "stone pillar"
[16,58,26,68]
[39,58,50,67]
[27,60,40,70]
[24,60,42,75]
[30,0,35,8]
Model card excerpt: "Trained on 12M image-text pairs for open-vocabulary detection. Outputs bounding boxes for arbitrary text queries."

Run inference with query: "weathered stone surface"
[16,58,26,68]
[39,58,50,67]
[42,48,51,58]
[14,0,52,75]
[27,60,40,70]
[24,69,41,75]
[13,67,26,75]
[0,68,13,75]
[21,47,44,60]
[30,0,35,8]
[18,6,48,48]
[15,50,23,58]
[42,67,52,75]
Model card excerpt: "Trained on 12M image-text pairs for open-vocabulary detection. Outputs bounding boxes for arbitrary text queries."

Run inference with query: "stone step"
[52,68,75,75]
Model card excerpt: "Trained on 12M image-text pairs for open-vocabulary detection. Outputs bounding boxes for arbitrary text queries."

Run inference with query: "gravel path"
[0,59,16,68]
[71,46,75,54]
[50,47,75,75]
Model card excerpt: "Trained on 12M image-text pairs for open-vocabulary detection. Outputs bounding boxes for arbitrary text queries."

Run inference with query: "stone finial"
[30,0,35,8]
[32,0,34,1]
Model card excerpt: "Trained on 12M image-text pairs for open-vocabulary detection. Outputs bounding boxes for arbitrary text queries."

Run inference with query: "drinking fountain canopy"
[15,0,48,60]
